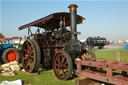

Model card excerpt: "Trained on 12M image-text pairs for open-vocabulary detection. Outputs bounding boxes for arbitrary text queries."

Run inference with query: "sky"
[1,0,128,41]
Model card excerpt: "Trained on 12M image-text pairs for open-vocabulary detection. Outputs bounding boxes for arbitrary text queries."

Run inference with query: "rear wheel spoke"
[55,63,60,68]
[25,62,30,69]
[23,56,28,60]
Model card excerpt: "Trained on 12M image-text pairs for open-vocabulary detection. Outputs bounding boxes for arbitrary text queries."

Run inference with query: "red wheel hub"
[7,51,18,62]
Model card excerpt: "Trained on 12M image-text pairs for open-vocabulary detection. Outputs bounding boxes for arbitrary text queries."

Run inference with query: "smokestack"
[68,4,78,40]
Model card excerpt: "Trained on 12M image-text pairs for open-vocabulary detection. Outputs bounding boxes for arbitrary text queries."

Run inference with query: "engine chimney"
[68,4,78,40]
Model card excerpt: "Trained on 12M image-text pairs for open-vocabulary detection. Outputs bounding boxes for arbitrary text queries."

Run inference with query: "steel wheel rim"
[7,51,18,62]
[22,40,35,72]
[54,53,69,79]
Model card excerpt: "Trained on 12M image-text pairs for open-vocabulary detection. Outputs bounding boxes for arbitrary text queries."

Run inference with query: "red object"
[0,37,22,40]
[19,15,53,30]
[106,42,110,45]
[7,51,18,62]
[75,59,128,85]
[0,37,22,44]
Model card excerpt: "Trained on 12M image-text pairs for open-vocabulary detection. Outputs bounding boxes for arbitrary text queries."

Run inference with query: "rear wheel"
[31,40,41,72]
[53,51,73,80]
[2,48,21,63]
[21,39,41,72]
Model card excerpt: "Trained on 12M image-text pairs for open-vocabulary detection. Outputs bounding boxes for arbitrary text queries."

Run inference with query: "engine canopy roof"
[19,12,85,31]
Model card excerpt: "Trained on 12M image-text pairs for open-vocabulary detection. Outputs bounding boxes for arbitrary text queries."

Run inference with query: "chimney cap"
[68,4,78,10]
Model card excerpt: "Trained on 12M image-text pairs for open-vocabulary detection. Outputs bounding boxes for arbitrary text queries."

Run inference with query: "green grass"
[0,48,128,85]
[93,49,128,61]
[0,70,76,85]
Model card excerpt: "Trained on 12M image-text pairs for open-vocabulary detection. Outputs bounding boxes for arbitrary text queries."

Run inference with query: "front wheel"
[53,51,73,80]
[2,48,21,63]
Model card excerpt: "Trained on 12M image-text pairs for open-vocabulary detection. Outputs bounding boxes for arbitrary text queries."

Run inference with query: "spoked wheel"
[2,48,21,63]
[31,40,41,72]
[21,39,41,72]
[81,49,96,60]
[53,51,73,80]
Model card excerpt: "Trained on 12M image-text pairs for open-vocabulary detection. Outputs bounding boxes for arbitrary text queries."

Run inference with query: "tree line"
[0,33,5,38]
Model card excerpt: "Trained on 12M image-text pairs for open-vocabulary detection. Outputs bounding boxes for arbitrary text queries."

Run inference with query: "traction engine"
[19,4,96,80]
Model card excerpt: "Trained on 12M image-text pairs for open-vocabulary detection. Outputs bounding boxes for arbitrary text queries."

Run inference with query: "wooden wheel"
[21,39,41,72]
[53,51,73,80]
[31,40,41,72]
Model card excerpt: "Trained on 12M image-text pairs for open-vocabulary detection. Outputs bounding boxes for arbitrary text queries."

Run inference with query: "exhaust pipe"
[68,4,78,40]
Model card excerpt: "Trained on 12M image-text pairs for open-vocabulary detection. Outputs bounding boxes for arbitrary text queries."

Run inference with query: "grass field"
[0,49,128,85]
[0,70,76,85]
[94,49,128,61]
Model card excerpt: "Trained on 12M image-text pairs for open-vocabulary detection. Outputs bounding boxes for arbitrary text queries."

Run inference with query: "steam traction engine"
[19,4,96,80]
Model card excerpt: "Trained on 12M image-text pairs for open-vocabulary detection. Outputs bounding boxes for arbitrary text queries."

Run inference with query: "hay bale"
[1,61,20,72]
